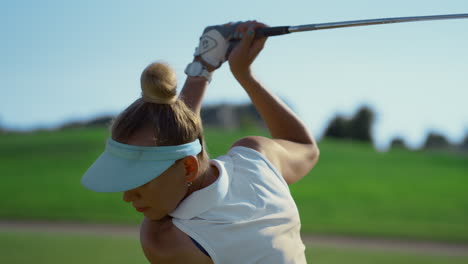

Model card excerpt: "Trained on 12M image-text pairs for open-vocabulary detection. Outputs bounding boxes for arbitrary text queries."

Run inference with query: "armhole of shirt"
[171,218,217,262]
[228,146,289,188]
[189,237,210,257]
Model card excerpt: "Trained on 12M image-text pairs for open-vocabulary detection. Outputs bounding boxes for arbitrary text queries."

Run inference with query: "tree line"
[323,105,468,153]
[2,104,466,153]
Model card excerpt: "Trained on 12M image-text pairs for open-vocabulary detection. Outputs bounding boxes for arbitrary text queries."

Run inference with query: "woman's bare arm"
[140,217,213,264]
[179,57,215,115]
[229,22,319,184]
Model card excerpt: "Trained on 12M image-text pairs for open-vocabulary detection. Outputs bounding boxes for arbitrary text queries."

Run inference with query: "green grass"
[1,127,467,242]
[291,139,468,242]
[306,246,468,264]
[0,231,147,264]
[1,231,467,264]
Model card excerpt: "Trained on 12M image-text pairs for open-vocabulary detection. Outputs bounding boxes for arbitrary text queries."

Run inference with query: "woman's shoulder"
[229,135,320,185]
[219,137,286,187]
[227,136,282,173]
[140,217,213,264]
[225,136,270,162]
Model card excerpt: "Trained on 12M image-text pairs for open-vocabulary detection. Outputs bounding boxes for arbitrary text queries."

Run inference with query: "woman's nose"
[123,190,138,202]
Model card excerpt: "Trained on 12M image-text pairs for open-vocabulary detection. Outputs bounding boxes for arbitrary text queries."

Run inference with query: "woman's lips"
[135,207,149,212]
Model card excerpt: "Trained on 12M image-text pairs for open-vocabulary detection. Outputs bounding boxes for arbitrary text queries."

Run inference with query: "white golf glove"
[193,23,239,69]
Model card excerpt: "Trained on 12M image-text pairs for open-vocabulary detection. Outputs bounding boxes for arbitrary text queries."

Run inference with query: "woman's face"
[122,159,189,220]
[120,128,193,221]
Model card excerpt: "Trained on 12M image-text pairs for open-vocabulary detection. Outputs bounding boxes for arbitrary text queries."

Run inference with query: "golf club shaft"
[255,13,468,38]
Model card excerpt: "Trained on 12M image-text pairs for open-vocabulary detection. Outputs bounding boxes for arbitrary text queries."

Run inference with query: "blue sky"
[1,0,467,150]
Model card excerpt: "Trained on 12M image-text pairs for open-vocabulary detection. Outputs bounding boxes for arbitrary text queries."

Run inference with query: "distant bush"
[349,106,374,142]
[423,132,452,150]
[458,133,468,153]
[324,105,375,143]
[324,116,349,139]
[390,137,408,150]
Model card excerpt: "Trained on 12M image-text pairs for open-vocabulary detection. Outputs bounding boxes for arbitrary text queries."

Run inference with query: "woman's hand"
[194,22,240,70]
[228,21,268,82]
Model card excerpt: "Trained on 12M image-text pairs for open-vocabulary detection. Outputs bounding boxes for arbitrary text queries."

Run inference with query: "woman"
[81,21,319,263]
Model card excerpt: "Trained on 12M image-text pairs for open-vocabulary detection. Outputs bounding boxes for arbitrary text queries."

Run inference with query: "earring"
[186,181,193,187]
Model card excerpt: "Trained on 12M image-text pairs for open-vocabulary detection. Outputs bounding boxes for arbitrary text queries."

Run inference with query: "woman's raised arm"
[180,23,236,114]
[229,21,320,184]
[180,69,211,115]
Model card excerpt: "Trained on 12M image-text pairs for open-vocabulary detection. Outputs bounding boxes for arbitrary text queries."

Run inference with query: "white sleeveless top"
[169,146,307,264]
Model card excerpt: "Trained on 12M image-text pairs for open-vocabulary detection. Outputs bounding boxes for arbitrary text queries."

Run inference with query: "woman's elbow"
[307,143,320,170]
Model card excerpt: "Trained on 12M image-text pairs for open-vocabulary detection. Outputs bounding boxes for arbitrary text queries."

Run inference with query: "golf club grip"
[255,26,290,38]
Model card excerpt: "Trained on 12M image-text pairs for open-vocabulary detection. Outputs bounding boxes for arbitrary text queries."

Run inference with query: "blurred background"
[1,0,467,263]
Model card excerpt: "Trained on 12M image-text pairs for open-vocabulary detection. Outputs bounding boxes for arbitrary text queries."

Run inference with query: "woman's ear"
[183,156,199,183]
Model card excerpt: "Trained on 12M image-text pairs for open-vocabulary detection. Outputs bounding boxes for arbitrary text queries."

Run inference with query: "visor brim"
[81,151,175,193]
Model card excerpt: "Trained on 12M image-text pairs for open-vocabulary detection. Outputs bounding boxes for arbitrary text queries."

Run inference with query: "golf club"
[255,13,468,38]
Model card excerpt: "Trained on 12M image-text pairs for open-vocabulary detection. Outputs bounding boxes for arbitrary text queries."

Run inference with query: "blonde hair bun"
[140,62,177,104]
